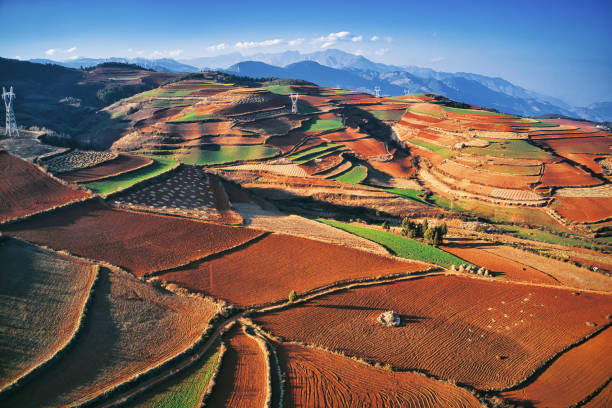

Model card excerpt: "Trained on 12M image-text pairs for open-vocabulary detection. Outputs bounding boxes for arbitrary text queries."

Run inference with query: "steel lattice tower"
[374,86,381,98]
[2,86,19,137]
[290,94,299,114]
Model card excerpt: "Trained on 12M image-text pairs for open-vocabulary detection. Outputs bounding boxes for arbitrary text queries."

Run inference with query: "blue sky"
[1,0,611,106]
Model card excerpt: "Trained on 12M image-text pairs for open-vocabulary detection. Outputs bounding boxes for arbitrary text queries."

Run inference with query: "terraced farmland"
[279,342,482,408]
[0,267,219,407]
[0,199,263,276]
[158,232,423,306]
[0,237,98,391]
[0,151,91,222]
[255,275,612,389]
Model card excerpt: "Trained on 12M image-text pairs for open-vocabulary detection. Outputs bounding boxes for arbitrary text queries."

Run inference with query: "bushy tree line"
[400,217,447,246]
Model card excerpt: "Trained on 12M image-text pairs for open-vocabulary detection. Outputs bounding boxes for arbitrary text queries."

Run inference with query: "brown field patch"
[0,267,219,407]
[60,154,153,183]
[1,199,263,277]
[367,151,414,178]
[0,237,97,391]
[279,342,482,408]
[206,326,267,408]
[551,197,612,223]
[339,137,390,158]
[559,153,607,174]
[540,162,601,187]
[322,127,369,142]
[483,245,612,292]
[0,151,91,222]
[438,160,539,190]
[502,327,612,407]
[254,276,612,389]
[584,380,612,407]
[158,233,424,307]
[538,137,612,154]
[440,240,558,285]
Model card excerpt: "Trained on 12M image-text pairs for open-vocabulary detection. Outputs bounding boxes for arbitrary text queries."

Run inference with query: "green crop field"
[442,106,511,116]
[317,219,470,268]
[498,224,593,248]
[127,346,220,408]
[302,117,344,132]
[381,187,431,205]
[170,144,279,165]
[166,109,215,123]
[319,89,361,96]
[368,109,407,121]
[331,165,367,184]
[82,156,177,195]
[405,139,453,159]
[289,143,344,162]
[463,140,552,160]
[529,121,559,127]
[266,85,293,95]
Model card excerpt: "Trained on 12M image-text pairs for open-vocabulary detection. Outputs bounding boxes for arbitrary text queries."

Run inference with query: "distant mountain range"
[26,50,612,121]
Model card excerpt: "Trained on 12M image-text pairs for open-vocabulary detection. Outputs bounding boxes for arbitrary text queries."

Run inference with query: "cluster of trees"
[400,218,447,246]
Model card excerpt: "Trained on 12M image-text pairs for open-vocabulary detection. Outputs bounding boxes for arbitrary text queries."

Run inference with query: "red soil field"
[0,267,218,407]
[0,151,91,223]
[544,118,601,130]
[552,197,612,223]
[322,127,368,142]
[367,151,414,178]
[340,137,390,158]
[400,110,443,124]
[502,327,612,407]
[299,153,344,175]
[408,144,445,166]
[207,326,267,408]
[158,233,424,307]
[266,131,308,152]
[60,154,152,183]
[278,343,482,408]
[540,162,601,187]
[530,131,608,140]
[584,381,612,407]
[0,199,263,276]
[255,276,612,389]
[440,241,558,285]
[557,153,606,174]
[538,137,612,154]
[359,103,409,111]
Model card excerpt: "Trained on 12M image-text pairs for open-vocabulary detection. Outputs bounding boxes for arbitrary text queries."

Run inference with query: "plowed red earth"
[60,154,152,183]
[584,381,612,407]
[255,276,612,389]
[440,241,558,285]
[279,343,482,408]
[207,326,267,408]
[267,132,308,153]
[340,137,389,157]
[544,118,601,130]
[0,199,263,276]
[367,151,414,178]
[552,197,612,223]
[540,162,601,187]
[502,327,612,407]
[538,137,612,154]
[558,153,606,174]
[0,151,90,222]
[322,127,369,141]
[158,233,424,307]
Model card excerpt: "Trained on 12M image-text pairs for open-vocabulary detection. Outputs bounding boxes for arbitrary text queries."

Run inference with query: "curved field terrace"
[254,275,612,389]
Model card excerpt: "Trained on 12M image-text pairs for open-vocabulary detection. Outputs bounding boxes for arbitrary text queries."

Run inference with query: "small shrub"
[288,290,297,303]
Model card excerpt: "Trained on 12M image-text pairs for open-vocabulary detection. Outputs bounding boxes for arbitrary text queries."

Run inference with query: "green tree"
[439,222,448,236]
[424,227,435,245]
[288,290,297,303]
[382,221,390,230]
[421,219,429,235]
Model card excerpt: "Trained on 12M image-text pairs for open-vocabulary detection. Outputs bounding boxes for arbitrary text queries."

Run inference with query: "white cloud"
[288,38,304,46]
[384,36,393,43]
[312,31,353,48]
[374,48,389,57]
[235,38,283,49]
[351,35,363,42]
[206,43,226,52]
[370,35,379,41]
[149,50,164,58]
[45,46,77,56]
[431,56,446,63]
[321,41,335,48]
[354,49,364,56]
[169,49,183,57]
[14,56,22,60]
